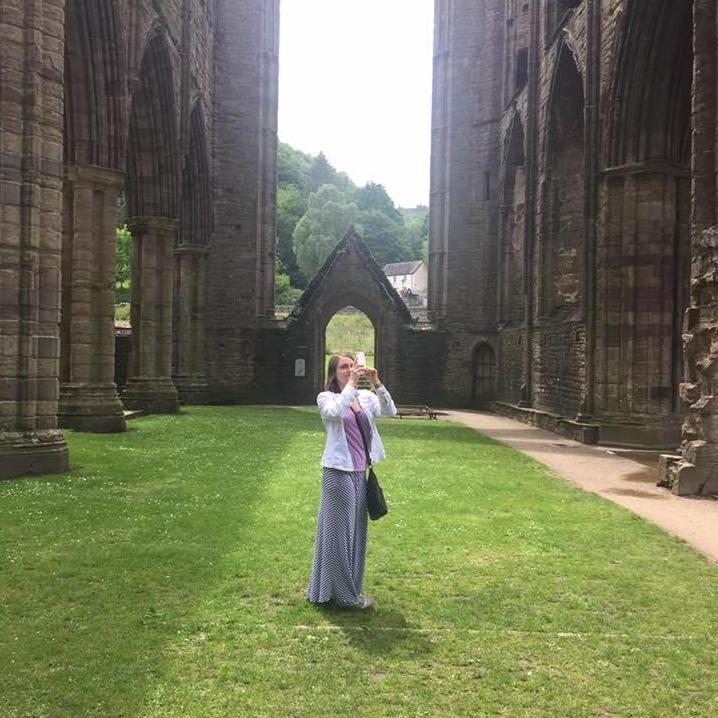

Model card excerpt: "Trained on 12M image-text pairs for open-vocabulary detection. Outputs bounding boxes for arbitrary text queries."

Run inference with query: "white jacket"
[317,384,398,471]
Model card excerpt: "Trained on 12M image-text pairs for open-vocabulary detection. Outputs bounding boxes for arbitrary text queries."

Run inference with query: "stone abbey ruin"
[1,1,716,495]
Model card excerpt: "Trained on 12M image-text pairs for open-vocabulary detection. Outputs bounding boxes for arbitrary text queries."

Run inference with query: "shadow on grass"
[315,603,435,658]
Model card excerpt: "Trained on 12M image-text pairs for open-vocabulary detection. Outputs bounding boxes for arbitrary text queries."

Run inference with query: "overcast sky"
[278,0,435,209]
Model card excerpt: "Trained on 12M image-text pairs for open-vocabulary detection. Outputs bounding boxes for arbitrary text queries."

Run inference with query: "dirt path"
[444,410,718,563]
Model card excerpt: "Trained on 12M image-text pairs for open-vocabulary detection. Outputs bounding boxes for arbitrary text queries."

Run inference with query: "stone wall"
[431,0,704,457]
[207,0,279,402]
[0,0,70,477]
[0,0,275,478]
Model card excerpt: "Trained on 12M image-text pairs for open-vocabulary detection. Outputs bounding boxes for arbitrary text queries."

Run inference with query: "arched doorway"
[324,307,376,384]
[473,344,496,405]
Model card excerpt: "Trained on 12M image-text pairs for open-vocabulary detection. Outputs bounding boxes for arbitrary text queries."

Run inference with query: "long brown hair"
[325,353,355,393]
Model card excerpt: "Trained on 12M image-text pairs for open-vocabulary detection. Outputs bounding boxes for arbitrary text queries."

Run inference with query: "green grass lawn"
[1,407,717,717]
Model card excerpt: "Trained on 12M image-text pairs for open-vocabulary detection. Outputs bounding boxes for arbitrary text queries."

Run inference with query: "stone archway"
[535,43,586,417]
[123,31,181,414]
[498,111,527,404]
[279,229,413,404]
[173,104,211,404]
[598,0,693,447]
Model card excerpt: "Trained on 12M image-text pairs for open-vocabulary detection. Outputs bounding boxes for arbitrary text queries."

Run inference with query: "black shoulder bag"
[352,409,388,521]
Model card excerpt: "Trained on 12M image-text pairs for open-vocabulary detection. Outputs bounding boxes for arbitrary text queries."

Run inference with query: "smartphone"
[356,351,366,367]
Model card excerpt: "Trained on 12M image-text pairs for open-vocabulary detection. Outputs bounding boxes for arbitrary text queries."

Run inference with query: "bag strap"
[351,407,373,468]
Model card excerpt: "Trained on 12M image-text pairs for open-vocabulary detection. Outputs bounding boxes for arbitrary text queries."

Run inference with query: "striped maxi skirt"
[307,467,368,607]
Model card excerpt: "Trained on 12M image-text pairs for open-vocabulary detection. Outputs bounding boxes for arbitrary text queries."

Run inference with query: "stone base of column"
[658,449,718,496]
[59,383,127,433]
[0,431,69,481]
[173,375,210,405]
[123,377,180,414]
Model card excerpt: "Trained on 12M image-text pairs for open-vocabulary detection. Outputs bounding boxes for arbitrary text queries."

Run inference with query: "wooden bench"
[396,404,438,420]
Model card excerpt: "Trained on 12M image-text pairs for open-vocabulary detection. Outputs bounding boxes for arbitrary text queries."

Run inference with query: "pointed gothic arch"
[595,0,693,438]
[59,0,128,433]
[281,229,413,403]
[127,31,179,220]
[123,29,181,414]
[542,43,585,315]
[173,103,212,403]
[500,112,527,327]
[534,43,586,416]
[63,0,127,170]
[606,0,692,168]
[497,112,527,404]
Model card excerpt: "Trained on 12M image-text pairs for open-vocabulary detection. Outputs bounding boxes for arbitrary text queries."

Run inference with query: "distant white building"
[383,260,428,307]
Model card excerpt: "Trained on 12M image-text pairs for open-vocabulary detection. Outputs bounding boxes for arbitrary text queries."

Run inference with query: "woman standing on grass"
[307,353,397,610]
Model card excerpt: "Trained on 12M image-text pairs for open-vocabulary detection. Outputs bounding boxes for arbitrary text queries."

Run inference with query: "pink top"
[342,407,371,472]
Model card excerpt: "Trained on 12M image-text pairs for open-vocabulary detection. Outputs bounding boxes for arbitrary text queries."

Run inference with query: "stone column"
[123,217,180,414]
[427,0,450,321]
[173,245,209,403]
[59,164,126,432]
[659,0,718,495]
[211,0,280,398]
[0,0,69,479]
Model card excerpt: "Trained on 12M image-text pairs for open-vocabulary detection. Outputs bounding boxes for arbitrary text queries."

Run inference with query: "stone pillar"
[173,245,209,403]
[0,0,69,479]
[659,0,718,495]
[427,0,504,404]
[59,164,126,432]
[123,217,180,414]
[428,0,450,321]
[210,0,280,398]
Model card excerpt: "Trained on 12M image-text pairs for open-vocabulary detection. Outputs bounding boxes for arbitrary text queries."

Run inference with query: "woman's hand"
[347,366,365,387]
[363,367,382,389]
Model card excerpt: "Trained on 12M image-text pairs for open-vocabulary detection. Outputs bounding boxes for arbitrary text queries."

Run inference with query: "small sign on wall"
[294,358,306,378]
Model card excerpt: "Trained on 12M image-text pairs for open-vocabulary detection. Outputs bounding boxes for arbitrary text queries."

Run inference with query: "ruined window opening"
[546,0,582,44]
[515,48,528,91]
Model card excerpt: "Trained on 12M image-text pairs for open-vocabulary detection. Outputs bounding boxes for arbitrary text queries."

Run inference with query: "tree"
[293,184,357,280]
[356,182,403,224]
[278,142,312,191]
[403,210,429,260]
[115,225,132,303]
[354,183,410,265]
[356,209,409,267]
[308,152,337,192]
[275,259,303,305]
[276,184,307,287]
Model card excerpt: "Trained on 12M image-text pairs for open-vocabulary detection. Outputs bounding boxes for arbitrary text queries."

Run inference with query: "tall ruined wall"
[208,0,279,401]
[428,0,504,406]
[434,0,699,453]
[0,0,273,478]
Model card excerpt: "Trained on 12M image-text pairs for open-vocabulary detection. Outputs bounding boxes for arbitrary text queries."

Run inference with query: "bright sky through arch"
[278,0,435,209]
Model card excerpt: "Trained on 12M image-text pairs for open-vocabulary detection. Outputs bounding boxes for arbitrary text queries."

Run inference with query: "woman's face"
[335,355,354,390]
